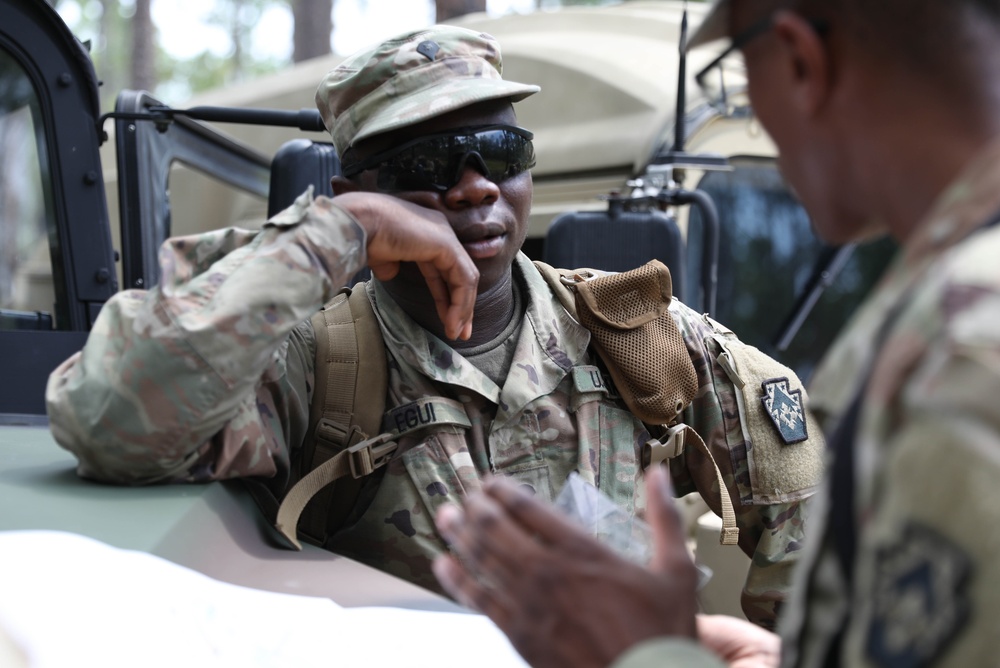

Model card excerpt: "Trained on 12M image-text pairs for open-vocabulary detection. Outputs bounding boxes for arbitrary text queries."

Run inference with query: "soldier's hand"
[432,466,700,668]
[697,615,781,668]
[334,192,478,340]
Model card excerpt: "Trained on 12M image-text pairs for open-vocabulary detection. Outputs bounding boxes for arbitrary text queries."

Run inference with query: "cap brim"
[352,78,540,146]
[687,0,731,51]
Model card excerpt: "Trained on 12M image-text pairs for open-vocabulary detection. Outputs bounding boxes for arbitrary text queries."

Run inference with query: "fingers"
[645,465,697,579]
[431,552,516,625]
[335,193,479,339]
[434,496,540,590]
[417,262,476,341]
[479,477,606,552]
[696,615,781,668]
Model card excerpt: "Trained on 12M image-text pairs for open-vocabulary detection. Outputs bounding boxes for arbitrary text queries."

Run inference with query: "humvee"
[0,0,893,631]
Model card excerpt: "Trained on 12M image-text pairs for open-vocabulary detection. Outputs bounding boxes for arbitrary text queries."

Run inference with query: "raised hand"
[433,466,700,668]
[335,192,479,340]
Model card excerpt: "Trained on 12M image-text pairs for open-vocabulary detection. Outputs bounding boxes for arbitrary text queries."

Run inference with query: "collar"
[367,253,591,421]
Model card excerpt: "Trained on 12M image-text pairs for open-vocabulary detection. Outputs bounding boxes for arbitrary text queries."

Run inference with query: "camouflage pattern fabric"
[609,138,1000,668]
[46,187,821,630]
[778,137,1000,668]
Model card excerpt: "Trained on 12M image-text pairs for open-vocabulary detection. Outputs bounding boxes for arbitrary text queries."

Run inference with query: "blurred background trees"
[46,0,674,109]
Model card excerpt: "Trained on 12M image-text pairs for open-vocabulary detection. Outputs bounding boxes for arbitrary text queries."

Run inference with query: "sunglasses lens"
[372,127,535,192]
[375,143,453,192]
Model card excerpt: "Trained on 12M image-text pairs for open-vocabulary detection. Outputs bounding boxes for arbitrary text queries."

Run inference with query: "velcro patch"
[383,397,471,437]
[714,336,823,505]
[867,523,971,667]
[760,377,808,444]
[572,365,610,395]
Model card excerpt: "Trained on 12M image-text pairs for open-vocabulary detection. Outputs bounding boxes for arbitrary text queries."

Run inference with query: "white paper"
[0,531,527,668]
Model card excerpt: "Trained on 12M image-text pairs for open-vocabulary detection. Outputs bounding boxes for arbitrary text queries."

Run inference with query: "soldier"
[431,0,1000,666]
[45,25,823,629]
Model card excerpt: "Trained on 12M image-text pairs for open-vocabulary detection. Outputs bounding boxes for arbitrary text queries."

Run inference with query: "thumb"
[645,465,689,575]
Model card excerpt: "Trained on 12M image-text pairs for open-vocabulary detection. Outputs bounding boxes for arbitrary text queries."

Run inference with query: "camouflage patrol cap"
[316,25,540,156]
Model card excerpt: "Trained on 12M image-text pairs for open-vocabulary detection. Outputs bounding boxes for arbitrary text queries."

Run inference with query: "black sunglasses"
[340,124,536,193]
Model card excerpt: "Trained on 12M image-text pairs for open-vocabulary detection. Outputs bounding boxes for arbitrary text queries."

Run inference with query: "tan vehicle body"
[100,1,769,248]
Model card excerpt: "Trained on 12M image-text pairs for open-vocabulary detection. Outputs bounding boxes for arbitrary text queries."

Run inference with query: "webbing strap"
[276,433,397,549]
[532,260,584,318]
[645,424,739,546]
[315,287,387,454]
[298,285,388,545]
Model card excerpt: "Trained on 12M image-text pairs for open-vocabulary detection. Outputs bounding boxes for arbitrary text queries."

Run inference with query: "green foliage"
[57,0,710,110]
[155,48,286,104]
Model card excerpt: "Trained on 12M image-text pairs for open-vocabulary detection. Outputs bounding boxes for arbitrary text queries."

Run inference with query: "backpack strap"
[532,260,586,319]
[277,285,394,549]
[644,424,739,545]
[533,260,738,546]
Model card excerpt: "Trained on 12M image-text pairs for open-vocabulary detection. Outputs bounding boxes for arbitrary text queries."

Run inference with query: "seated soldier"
[45,24,823,629]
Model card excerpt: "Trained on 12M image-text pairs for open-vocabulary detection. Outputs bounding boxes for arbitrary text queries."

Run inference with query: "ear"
[771,11,833,117]
[331,175,361,196]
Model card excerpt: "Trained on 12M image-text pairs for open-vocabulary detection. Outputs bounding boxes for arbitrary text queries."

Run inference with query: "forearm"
[46,194,365,483]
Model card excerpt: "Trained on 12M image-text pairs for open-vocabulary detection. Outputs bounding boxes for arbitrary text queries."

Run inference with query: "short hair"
[798,0,1000,79]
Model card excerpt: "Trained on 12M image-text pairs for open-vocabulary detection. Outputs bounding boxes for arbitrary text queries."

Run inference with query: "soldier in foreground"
[45,25,823,628]
[432,0,1000,666]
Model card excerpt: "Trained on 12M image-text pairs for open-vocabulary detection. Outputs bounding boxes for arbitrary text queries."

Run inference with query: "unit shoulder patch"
[867,523,971,668]
[760,377,808,444]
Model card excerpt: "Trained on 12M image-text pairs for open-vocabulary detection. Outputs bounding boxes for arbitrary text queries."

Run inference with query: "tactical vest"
[254,260,739,551]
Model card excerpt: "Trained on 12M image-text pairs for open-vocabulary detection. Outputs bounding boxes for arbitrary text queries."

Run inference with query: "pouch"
[571,260,699,424]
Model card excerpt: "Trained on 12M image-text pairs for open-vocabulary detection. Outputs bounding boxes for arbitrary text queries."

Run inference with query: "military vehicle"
[0,0,466,636]
[0,0,892,634]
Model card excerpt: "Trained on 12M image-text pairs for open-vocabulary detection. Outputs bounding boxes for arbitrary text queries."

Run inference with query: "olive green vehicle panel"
[0,425,463,612]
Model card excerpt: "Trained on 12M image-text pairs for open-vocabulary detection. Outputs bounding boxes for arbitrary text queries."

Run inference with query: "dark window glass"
[686,157,896,382]
[0,46,63,331]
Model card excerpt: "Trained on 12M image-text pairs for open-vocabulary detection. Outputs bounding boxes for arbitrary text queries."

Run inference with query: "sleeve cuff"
[612,637,728,668]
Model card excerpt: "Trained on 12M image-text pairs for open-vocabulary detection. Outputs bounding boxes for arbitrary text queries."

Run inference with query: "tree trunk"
[129,0,156,91]
[293,0,334,62]
[435,0,486,23]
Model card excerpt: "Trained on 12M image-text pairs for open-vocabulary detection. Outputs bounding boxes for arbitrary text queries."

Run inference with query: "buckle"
[560,270,598,286]
[347,433,397,478]
[642,424,689,468]
[315,418,351,448]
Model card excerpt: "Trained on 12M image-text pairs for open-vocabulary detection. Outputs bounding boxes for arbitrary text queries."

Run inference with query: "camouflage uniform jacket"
[611,139,1000,668]
[46,189,822,629]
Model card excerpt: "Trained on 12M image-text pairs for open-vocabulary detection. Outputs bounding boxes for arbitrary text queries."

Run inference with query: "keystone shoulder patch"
[760,377,808,444]
[867,523,971,668]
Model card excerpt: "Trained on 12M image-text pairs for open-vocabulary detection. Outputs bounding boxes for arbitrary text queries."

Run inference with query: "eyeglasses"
[340,124,536,193]
[694,13,828,113]
[694,14,772,112]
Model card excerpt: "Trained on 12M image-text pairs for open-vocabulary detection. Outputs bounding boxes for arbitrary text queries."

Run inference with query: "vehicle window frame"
[0,0,117,420]
[113,91,271,291]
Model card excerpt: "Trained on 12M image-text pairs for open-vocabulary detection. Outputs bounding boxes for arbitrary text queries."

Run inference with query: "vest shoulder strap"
[307,285,387,454]
[531,259,583,320]
[276,284,390,549]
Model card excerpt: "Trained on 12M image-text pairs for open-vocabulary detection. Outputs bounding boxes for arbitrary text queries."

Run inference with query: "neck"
[381,268,518,348]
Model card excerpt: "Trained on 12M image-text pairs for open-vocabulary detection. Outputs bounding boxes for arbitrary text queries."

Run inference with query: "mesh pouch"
[572,260,698,424]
